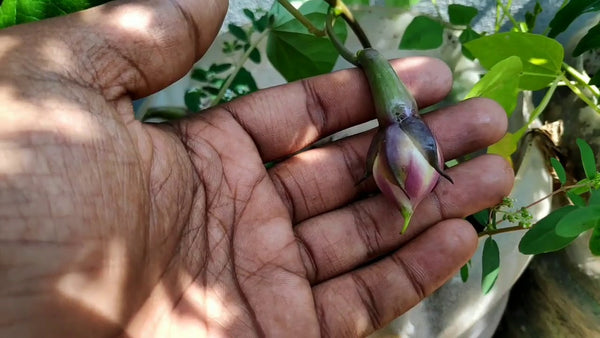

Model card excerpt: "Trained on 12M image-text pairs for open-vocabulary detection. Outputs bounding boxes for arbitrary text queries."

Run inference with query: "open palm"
[0,0,513,336]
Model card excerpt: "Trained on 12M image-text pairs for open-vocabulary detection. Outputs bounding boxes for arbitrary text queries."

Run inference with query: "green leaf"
[249,48,261,63]
[229,67,258,97]
[399,16,444,50]
[234,43,244,51]
[222,41,234,54]
[210,77,226,87]
[209,63,232,74]
[191,68,208,82]
[589,189,600,206]
[473,209,489,227]
[243,8,255,21]
[0,0,111,29]
[519,205,579,254]
[573,22,600,57]
[202,86,220,96]
[548,0,600,38]
[184,87,204,112]
[459,27,481,60]
[464,32,564,90]
[253,13,272,32]
[269,0,293,27]
[570,179,593,196]
[590,72,600,86]
[555,205,600,237]
[482,237,500,294]
[590,223,600,256]
[448,4,478,26]
[385,0,420,9]
[551,157,567,184]
[465,56,522,116]
[567,190,586,207]
[460,261,470,282]
[0,0,17,28]
[525,1,543,31]
[228,24,248,42]
[577,138,597,180]
[267,0,347,82]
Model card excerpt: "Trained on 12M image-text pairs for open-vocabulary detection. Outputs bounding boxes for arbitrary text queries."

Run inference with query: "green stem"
[512,77,559,138]
[479,225,526,237]
[326,7,358,65]
[431,0,443,21]
[520,72,560,78]
[326,0,371,48]
[561,74,600,114]
[523,182,588,210]
[210,29,270,106]
[528,78,559,125]
[494,2,502,32]
[497,0,521,31]
[562,62,600,97]
[276,0,326,37]
[277,0,371,51]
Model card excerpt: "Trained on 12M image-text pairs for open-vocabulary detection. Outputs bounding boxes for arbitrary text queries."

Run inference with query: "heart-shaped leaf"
[448,4,478,26]
[267,0,347,82]
[464,32,564,90]
[465,56,522,116]
[399,15,444,50]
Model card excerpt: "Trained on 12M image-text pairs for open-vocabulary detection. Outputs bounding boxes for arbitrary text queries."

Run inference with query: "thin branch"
[326,7,358,65]
[210,29,270,106]
[523,182,590,210]
[479,225,526,237]
[327,0,371,48]
[276,0,326,37]
[497,0,521,31]
[431,0,443,21]
[563,62,600,98]
[561,74,600,114]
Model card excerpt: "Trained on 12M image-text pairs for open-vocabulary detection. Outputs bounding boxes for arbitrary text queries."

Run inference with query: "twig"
[326,7,358,65]
[497,0,521,31]
[479,225,526,237]
[210,29,270,106]
[561,74,600,114]
[562,62,600,98]
[326,0,371,48]
[276,0,326,36]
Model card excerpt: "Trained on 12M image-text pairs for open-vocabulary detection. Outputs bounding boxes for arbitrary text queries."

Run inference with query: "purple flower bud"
[368,116,452,234]
[357,48,452,234]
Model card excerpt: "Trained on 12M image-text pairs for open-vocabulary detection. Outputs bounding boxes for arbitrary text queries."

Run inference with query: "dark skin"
[0,0,514,336]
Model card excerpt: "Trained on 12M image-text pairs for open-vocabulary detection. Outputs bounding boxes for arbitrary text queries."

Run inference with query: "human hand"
[0,0,513,336]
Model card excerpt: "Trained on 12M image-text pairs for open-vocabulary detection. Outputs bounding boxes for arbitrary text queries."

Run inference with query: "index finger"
[185,57,452,161]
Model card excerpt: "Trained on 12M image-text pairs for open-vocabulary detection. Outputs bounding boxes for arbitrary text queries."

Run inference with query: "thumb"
[0,0,228,99]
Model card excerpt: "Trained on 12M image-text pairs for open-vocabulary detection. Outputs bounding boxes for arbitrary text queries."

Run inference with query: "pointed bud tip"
[400,208,412,234]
